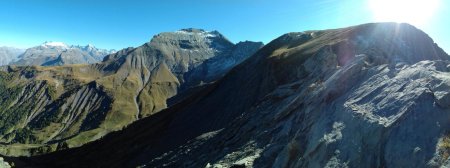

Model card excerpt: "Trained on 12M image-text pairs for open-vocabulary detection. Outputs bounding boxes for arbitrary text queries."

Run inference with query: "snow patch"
[175,30,217,38]
[321,122,345,144]
[42,41,68,48]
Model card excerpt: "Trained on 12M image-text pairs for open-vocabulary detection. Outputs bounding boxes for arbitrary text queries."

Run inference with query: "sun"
[369,0,440,26]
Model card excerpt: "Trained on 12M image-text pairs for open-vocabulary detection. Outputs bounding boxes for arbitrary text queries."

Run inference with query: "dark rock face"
[182,40,264,91]
[119,29,263,88]
[12,23,450,168]
[0,29,262,156]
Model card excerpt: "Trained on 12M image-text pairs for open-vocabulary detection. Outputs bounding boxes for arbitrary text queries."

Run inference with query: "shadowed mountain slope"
[0,29,263,156]
[10,22,450,168]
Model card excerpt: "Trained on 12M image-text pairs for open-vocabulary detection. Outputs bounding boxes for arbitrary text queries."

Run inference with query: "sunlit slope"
[13,23,450,168]
[0,29,263,156]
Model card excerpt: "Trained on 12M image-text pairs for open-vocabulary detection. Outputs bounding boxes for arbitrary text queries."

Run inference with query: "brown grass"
[439,136,450,161]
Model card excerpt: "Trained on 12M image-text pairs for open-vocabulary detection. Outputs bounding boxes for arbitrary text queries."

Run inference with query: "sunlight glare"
[369,0,440,26]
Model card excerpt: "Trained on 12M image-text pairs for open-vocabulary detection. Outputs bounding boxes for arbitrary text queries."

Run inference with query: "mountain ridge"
[7,22,450,167]
[0,29,263,157]
[11,42,116,66]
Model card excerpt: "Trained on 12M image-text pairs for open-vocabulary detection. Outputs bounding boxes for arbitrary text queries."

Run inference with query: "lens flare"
[369,0,440,26]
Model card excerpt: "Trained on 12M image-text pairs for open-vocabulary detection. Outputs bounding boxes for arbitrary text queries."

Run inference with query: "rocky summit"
[1,22,450,168]
[0,29,263,156]
[5,22,450,168]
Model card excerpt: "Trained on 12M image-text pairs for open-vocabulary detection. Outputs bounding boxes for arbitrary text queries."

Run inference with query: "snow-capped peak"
[42,41,68,48]
[175,29,217,38]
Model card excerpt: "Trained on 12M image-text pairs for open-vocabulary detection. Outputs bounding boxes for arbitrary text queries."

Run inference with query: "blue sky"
[0,0,449,52]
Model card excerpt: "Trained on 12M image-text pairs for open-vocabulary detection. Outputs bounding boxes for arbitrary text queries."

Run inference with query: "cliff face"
[12,23,450,168]
[0,29,262,156]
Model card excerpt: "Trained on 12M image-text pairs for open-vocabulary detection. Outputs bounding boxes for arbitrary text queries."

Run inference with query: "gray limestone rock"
[9,23,450,168]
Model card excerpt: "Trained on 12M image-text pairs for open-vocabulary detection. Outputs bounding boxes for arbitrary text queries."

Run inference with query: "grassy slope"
[0,54,180,155]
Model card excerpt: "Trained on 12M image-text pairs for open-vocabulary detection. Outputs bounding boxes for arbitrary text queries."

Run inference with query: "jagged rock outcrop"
[11,23,450,168]
[0,29,262,156]
[11,42,115,66]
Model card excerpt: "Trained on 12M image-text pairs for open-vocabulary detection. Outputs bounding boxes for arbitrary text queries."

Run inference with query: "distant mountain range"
[0,47,25,66]
[0,42,115,66]
[4,23,450,168]
[0,29,263,157]
[12,42,116,66]
[3,23,450,168]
